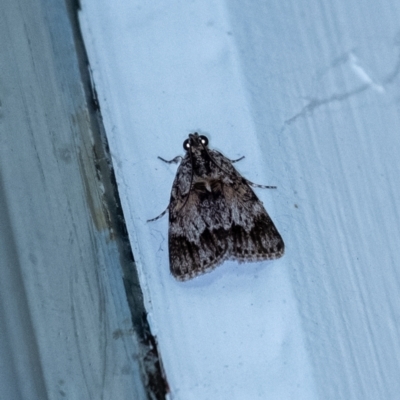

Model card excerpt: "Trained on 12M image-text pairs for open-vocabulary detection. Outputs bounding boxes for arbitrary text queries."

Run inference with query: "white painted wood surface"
[80,0,400,399]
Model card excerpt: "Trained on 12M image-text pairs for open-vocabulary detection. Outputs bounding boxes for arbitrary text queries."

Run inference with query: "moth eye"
[199,135,209,146]
[183,139,191,151]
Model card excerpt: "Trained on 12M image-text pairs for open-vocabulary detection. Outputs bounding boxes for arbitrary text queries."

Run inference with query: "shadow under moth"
[148,132,284,281]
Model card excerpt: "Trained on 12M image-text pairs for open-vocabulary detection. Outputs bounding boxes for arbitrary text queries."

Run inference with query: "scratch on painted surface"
[281,38,400,131]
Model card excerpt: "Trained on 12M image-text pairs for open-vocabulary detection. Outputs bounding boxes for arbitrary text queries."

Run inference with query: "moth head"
[183,132,209,151]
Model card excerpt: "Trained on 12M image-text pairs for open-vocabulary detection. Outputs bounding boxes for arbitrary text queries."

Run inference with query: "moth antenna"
[246,180,276,189]
[199,145,229,175]
[158,155,182,164]
[147,206,169,222]
[151,150,195,220]
[147,156,183,222]
[230,156,245,163]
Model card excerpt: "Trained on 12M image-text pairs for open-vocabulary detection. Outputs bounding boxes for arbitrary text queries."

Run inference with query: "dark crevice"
[64,1,169,398]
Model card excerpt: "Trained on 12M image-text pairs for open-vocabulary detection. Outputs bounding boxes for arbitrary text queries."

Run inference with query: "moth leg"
[230,155,245,163]
[245,179,277,189]
[148,156,181,222]
[158,155,182,164]
[147,206,169,222]
[214,150,244,164]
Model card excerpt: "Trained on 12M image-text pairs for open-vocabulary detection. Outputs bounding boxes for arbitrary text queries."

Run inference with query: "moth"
[148,132,284,281]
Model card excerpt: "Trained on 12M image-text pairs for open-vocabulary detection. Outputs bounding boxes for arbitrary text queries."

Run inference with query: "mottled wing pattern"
[168,153,230,280]
[169,218,230,280]
[168,148,284,281]
[211,150,284,263]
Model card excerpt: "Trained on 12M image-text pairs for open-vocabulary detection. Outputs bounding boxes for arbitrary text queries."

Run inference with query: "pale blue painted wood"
[0,1,149,399]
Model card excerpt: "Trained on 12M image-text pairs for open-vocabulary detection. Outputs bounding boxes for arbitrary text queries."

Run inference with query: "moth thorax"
[193,178,222,193]
[191,150,212,176]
